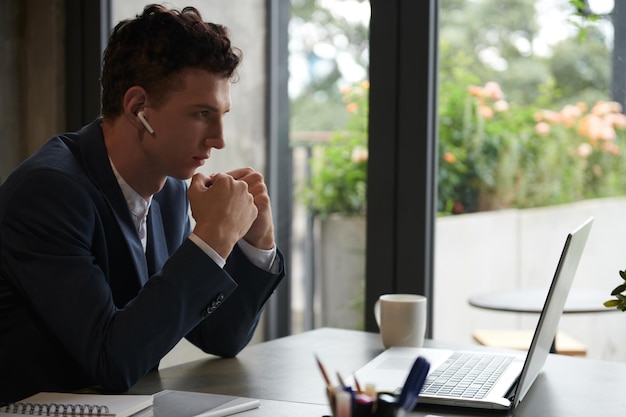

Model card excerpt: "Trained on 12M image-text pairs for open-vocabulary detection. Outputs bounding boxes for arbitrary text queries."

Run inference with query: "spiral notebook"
[0,390,261,417]
[0,392,153,417]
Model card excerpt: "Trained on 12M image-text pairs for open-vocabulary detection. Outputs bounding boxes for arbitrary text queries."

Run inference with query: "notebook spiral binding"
[2,402,110,416]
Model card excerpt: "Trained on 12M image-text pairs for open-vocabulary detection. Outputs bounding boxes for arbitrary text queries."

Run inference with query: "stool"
[472,329,587,357]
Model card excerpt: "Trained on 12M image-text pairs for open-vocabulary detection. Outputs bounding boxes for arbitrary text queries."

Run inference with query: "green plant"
[568,0,603,42]
[604,270,626,311]
[300,81,369,218]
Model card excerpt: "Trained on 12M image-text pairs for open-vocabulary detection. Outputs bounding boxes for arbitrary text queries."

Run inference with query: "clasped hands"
[188,167,275,260]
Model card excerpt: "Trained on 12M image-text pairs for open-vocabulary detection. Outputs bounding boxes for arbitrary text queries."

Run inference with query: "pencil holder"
[324,386,400,417]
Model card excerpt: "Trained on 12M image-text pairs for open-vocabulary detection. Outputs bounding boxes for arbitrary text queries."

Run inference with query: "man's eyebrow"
[193,104,230,114]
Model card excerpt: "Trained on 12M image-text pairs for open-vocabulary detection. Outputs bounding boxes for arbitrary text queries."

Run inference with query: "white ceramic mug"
[374,294,427,349]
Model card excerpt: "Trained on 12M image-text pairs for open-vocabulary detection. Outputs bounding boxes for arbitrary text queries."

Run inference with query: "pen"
[396,356,430,416]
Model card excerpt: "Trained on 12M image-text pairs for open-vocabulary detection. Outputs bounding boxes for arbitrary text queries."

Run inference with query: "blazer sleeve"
[185,245,285,356]
[0,169,241,392]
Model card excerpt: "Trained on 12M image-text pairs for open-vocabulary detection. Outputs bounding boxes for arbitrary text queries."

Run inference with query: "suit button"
[205,293,225,315]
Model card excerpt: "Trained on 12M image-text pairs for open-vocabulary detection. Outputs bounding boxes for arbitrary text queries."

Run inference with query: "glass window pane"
[436,0,626,361]
[289,0,370,333]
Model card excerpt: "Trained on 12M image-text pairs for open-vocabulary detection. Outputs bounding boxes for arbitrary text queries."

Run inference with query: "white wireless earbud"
[137,110,155,134]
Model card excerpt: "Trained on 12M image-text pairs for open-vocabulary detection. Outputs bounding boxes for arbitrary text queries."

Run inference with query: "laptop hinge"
[506,377,520,402]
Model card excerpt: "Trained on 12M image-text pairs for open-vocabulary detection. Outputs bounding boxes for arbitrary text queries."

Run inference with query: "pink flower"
[577,143,593,158]
[559,104,583,128]
[606,113,626,129]
[600,125,616,141]
[535,122,551,136]
[493,100,509,112]
[591,101,622,116]
[537,109,561,124]
[601,141,621,156]
[483,81,504,100]
[593,164,603,177]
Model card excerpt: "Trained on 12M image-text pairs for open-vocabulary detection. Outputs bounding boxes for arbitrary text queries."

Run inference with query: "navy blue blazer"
[0,119,285,402]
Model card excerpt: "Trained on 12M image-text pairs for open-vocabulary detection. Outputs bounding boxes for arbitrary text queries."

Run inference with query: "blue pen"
[396,356,430,415]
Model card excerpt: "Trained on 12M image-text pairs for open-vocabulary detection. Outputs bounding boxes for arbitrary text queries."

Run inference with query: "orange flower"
[559,104,583,128]
[478,105,494,119]
[351,147,369,163]
[467,85,484,98]
[346,102,358,113]
[443,152,456,164]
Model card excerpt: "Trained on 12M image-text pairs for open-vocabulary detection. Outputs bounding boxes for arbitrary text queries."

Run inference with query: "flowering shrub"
[301,78,626,219]
[533,100,626,197]
[300,81,369,217]
[438,80,626,215]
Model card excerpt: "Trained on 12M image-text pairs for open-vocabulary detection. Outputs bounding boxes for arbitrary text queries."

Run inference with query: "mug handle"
[374,300,381,328]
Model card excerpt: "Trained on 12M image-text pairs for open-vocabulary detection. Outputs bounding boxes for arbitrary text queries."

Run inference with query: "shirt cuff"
[237,238,280,273]
[188,233,226,268]
[188,233,280,273]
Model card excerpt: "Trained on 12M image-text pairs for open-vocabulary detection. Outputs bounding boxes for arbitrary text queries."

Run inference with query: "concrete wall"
[434,197,626,362]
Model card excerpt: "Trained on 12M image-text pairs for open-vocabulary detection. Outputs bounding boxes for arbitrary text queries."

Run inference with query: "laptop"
[353,217,594,411]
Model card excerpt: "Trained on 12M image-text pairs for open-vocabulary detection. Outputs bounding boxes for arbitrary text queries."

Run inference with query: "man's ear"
[123,86,150,130]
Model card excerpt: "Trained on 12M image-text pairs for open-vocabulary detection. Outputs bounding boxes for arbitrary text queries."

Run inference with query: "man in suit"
[0,5,284,403]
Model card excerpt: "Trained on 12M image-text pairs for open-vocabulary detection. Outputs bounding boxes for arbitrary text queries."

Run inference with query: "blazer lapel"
[76,119,149,285]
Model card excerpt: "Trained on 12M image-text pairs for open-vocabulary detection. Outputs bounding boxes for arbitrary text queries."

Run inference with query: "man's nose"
[205,122,225,149]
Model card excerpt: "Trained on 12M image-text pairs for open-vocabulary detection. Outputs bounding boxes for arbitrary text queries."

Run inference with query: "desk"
[130,328,626,416]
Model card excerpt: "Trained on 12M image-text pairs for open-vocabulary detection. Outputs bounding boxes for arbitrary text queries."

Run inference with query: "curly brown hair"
[100,4,242,118]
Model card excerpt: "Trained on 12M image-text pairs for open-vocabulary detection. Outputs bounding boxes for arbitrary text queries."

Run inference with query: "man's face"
[141,68,231,180]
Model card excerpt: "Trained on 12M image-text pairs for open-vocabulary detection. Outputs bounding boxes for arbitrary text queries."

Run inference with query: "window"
[435,0,626,362]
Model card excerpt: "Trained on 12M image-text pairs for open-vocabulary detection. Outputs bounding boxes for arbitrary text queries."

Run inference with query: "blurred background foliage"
[290,0,626,216]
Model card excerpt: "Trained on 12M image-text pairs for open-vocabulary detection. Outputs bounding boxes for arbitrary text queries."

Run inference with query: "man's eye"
[198,111,209,117]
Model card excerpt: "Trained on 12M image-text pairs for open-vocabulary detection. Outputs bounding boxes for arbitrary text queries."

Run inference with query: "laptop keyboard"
[421,352,514,399]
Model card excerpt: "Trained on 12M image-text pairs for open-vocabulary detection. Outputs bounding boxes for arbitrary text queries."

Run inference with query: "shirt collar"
[109,159,152,250]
